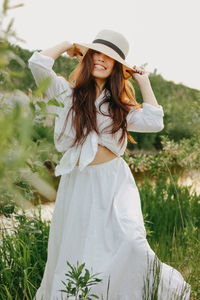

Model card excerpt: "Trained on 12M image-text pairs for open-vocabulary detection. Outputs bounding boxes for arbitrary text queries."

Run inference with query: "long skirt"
[33,156,191,300]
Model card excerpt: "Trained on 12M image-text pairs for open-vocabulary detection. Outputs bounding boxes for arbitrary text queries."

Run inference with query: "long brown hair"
[57,49,141,148]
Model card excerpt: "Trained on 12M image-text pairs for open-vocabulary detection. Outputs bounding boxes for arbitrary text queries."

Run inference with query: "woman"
[28,29,190,300]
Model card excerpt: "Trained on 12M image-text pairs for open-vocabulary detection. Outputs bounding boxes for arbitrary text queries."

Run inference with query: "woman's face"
[91,51,115,80]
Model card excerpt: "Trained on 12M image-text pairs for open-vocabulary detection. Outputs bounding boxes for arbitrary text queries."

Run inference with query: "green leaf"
[29,102,35,113]
[58,289,68,293]
[36,101,46,111]
[84,269,90,281]
[78,263,85,275]
[57,88,69,96]
[5,50,26,68]
[33,77,51,98]
[5,18,14,34]
[59,101,64,107]
[3,0,9,14]
[8,70,24,78]
[47,98,60,107]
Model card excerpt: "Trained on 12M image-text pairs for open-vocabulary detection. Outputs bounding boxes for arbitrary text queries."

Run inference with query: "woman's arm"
[28,41,74,109]
[132,71,159,107]
[127,71,164,132]
[40,41,73,60]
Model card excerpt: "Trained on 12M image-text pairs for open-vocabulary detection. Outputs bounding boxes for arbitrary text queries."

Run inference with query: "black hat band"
[92,39,125,60]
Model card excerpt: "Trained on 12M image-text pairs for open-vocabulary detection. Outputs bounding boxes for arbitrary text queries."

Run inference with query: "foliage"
[0,88,62,213]
[140,175,200,244]
[0,207,50,300]
[0,0,63,212]
[139,175,200,298]
[1,177,199,299]
[58,260,105,299]
[128,72,200,150]
[124,134,200,176]
[1,42,79,93]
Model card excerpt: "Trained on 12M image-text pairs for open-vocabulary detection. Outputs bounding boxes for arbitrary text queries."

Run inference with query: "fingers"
[73,43,84,57]
[133,66,144,75]
[136,70,143,75]
[66,44,83,59]
[74,46,83,56]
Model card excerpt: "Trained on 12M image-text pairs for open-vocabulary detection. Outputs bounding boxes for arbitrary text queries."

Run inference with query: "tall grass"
[0,207,50,299]
[1,176,199,299]
[140,174,200,298]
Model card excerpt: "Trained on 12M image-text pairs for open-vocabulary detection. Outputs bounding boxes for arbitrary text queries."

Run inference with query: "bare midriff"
[76,144,117,166]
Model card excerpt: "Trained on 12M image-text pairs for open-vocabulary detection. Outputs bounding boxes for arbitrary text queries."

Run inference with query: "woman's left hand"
[131,68,150,86]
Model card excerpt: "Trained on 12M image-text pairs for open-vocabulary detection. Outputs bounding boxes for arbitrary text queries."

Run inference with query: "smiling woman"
[92,51,115,72]
[58,46,140,148]
[28,29,190,300]
[91,50,115,97]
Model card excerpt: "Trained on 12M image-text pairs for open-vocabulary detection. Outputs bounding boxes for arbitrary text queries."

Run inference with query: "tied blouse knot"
[28,51,164,177]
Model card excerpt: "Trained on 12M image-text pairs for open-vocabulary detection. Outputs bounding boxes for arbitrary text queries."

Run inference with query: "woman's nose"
[97,54,105,61]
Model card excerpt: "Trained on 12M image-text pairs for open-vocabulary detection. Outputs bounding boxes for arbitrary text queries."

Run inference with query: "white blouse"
[28,51,164,177]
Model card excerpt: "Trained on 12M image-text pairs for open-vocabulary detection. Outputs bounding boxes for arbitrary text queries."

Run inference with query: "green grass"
[0,176,199,299]
[139,175,200,299]
[0,207,50,300]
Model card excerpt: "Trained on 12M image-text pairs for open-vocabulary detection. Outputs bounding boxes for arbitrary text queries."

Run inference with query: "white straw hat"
[68,29,141,79]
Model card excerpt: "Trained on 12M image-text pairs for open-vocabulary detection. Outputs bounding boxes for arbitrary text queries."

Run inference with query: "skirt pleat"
[34,157,190,300]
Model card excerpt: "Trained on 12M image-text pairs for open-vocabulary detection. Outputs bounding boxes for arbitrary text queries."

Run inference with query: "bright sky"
[4,0,200,90]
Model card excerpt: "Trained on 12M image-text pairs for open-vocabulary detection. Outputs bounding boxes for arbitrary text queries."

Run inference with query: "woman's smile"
[94,64,107,71]
[92,52,115,81]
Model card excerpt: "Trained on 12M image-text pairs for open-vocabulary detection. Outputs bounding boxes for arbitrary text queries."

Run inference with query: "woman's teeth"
[95,64,105,70]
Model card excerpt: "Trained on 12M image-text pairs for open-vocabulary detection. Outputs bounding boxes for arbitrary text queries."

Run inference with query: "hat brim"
[73,42,135,79]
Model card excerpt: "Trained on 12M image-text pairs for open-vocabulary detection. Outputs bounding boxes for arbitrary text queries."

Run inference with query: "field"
[0,1,200,299]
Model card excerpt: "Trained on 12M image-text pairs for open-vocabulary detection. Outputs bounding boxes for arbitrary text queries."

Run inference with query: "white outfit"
[28,51,190,300]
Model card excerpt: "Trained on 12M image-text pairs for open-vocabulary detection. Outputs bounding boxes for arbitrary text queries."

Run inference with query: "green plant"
[58,260,104,299]
[124,134,200,176]
[0,206,50,299]
[142,254,190,300]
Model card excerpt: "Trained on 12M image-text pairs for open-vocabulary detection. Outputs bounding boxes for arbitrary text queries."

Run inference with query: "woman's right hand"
[66,43,84,59]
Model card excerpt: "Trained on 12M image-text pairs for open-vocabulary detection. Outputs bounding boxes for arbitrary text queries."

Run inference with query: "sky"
[3,0,200,90]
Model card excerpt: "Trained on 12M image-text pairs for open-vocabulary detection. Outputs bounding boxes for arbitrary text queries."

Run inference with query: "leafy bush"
[124,134,200,175]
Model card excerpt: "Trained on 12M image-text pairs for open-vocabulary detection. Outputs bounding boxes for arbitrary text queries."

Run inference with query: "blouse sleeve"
[28,51,72,111]
[127,102,164,132]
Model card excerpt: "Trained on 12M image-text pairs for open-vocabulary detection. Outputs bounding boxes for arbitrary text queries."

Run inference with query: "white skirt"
[34,156,190,300]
